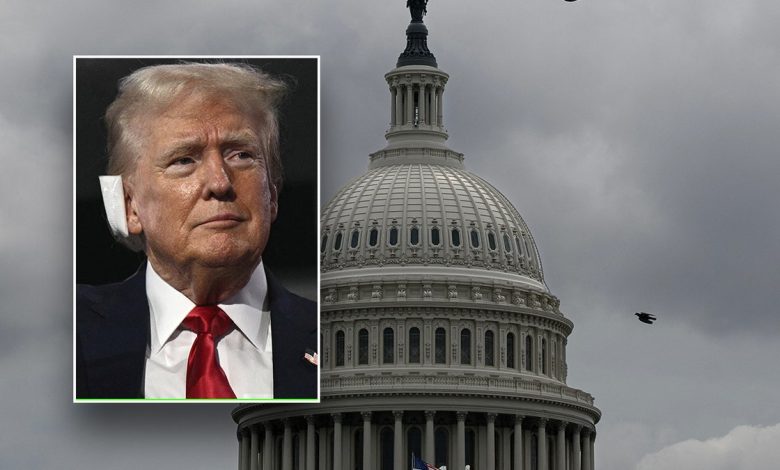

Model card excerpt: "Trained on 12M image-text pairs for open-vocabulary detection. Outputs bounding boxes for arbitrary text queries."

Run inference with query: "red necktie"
[181,306,236,398]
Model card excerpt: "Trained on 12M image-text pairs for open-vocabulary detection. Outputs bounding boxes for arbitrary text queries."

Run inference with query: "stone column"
[456,412,467,470]
[556,422,567,470]
[250,426,260,470]
[581,429,591,470]
[538,419,548,470]
[501,430,511,470]
[590,431,596,470]
[513,415,523,470]
[571,425,581,470]
[362,411,373,470]
[333,414,343,470]
[263,423,274,470]
[319,426,328,470]
[395,86,403,126]
[390,86,396,126]
[524,428,532,470]
[487,413,497,470]
[394,411,404,470]
[282,419,292,470]
[425,411,435,462]
[406,83,414,125]
[298,430,306,470]
[436,86,444,126]
[306,416,316,470]
[240,429,249,470]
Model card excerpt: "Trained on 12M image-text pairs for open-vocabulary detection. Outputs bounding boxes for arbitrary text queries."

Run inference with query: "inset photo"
[74,56,319,402]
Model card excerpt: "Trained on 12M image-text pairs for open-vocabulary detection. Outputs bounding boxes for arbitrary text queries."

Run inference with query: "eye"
[226,150,259,167]
[233,151,255,160]
[171,156,195,166]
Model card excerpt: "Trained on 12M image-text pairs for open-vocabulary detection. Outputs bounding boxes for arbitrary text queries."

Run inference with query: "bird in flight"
[635,312,657,324]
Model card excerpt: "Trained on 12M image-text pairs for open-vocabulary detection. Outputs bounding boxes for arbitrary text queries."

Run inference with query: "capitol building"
[233,3,600,470]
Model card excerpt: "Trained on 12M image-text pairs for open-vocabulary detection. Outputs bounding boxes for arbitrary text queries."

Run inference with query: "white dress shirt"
[143,261,274,398]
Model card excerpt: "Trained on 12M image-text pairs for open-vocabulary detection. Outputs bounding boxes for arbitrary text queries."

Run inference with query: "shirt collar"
[146,260,270,354]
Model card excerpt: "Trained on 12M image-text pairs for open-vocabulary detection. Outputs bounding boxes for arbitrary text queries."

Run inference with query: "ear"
[124,181,144,236]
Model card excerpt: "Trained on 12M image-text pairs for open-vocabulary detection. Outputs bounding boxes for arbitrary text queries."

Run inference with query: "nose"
[200,152,235,200]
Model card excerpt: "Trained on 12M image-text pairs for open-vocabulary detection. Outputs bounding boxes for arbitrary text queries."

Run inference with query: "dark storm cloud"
[413,1,780,338]
[3,0,780,469]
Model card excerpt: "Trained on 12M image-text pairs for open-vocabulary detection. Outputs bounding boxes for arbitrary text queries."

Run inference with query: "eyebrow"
[158,129,262,162]
[219,129,262,150]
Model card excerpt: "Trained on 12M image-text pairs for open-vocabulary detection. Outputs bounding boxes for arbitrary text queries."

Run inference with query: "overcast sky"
[1,0,779,469]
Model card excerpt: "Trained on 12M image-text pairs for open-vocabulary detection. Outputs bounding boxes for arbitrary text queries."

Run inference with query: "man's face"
[125,93,277,275]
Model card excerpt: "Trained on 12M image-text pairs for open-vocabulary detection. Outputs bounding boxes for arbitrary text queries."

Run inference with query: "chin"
[194,242,261,270]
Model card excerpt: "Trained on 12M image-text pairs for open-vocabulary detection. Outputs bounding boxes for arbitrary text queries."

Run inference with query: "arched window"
[470,229,480,248]
[368,227,379,247]
[503,233,512,253]
[389,226,399,246]
[460,328,471,365]
[333,231,343,251]
[541,338,547,375]
[525,335,533,371]
[435,428,449,468]
[484,330,494,367]
[380,427,394,470]
[431,226,441,246]
[410,226,420,246]
[507,332,515,369]
[488,231,497,251]
[435,327,446,364]
[407,427,422,463]
[320,234,328,253]
[515,235,524,257]
[358,328,369,365]
[451,227,461,247]
[383,327,394,364]
[350,229,360,249]
[409,327,421,364]
[335,330,345,367]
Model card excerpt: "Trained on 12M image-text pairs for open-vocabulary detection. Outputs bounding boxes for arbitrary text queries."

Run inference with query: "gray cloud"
[3,0,779,469]
[636,423,780,470]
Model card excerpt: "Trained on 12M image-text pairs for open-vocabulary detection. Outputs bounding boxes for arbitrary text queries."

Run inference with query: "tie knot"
[182,306,234,338]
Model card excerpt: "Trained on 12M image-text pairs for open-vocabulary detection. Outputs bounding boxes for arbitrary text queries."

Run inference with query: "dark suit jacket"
[76,264,318,399]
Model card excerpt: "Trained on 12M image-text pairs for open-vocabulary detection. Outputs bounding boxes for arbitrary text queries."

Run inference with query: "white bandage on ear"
[98,175,144,252]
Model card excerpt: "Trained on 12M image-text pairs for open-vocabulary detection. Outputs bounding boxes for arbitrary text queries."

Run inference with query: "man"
[76,60,318,400]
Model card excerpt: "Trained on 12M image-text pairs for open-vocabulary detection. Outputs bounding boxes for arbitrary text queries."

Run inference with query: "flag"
[411,453,439,470]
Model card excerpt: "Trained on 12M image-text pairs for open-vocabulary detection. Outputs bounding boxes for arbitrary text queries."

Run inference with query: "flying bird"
[635,312,657,325]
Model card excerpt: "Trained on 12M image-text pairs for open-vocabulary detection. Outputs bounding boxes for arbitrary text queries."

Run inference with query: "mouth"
[197,213,246,228]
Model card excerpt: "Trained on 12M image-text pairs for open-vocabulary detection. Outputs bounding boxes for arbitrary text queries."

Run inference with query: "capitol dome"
[321,162,546,286]
[233,4,600,470]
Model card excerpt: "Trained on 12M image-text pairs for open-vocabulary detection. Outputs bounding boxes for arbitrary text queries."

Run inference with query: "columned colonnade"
[388,72,446,128]
[237,410,596,470]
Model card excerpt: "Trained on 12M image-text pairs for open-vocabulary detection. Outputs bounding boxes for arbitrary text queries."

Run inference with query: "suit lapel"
[78,265,149,398]
[267,269,318,399]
